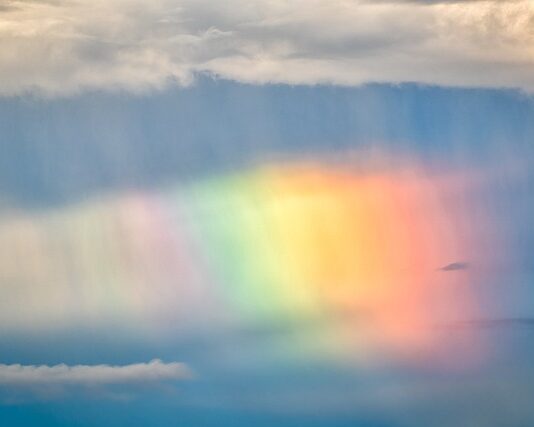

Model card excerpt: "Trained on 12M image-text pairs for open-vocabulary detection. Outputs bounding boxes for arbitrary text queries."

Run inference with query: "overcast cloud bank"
[1,0,533,95]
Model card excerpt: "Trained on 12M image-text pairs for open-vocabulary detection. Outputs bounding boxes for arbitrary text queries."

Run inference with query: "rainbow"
[0,162,491,360]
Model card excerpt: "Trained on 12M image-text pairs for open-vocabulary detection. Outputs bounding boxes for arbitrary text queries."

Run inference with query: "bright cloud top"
[0,0,533,95]
[0,360,192,386]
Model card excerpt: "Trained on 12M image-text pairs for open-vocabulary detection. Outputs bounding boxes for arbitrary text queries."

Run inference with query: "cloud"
[377,0,522,3]
[0,359,192,386]
[0,0,533,96]
[439,262,469,271]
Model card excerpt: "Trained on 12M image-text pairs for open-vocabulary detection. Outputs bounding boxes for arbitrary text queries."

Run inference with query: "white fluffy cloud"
[0,359,192,385]
[0,0,533,95]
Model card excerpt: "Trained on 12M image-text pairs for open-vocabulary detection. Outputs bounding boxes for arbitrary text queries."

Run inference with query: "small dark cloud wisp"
[439,262,469,272]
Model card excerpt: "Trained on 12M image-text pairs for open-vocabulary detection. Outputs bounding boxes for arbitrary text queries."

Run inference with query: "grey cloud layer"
[1,0,533,95]
[0,360,192,385]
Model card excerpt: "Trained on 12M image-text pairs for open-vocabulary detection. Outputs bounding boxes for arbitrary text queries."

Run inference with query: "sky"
[1,1,534,426]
